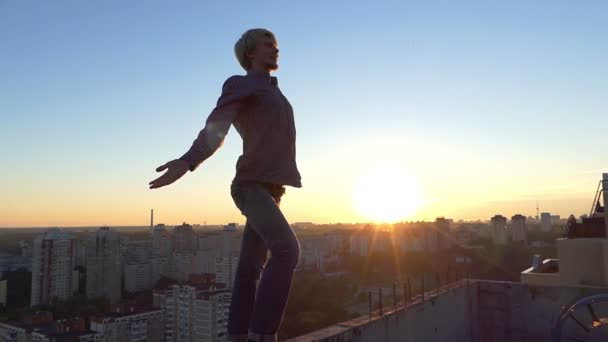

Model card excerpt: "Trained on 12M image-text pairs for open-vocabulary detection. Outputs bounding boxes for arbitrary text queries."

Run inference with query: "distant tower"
[150,209,154,230]
[536,201,540,221]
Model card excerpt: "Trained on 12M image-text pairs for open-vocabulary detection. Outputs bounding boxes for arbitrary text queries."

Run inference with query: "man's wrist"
[178,157,196,172]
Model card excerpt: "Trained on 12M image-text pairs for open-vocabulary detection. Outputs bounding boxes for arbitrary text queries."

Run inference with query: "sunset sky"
[1,1,606,227]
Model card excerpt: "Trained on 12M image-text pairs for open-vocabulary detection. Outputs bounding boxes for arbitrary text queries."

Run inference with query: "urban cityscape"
[0,173,606,341]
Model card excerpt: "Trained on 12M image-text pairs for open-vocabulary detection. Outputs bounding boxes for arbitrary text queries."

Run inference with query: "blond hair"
[234,28,276,70]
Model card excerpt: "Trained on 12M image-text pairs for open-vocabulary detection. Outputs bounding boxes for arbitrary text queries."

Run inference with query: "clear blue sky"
[1,1,606,227]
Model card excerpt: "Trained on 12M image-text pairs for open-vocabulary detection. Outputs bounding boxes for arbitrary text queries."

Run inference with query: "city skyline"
[2,1,607,227]
[1,173,606,340]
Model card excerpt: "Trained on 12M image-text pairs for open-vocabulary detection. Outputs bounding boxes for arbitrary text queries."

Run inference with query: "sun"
[352,164,424,223]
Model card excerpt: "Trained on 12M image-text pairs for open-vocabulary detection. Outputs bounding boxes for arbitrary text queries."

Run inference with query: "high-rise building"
[196,229,241,287]
[86,227,122,303]
[154,280,231,342]
[74,240,87,268]
[194,249,216,275]
[150,256,170,284]
[152,224,172,257]
[219,229,240,256]
[30,229,77,306]
[124,262,153,293]
[215,253,239,289]
[169,252,196,283]
[198,234,219,254]
[125,241,152,264]
[510,214,528,244]
[490,215,508,245]
[540,212,552,232]
[173,223,196,253]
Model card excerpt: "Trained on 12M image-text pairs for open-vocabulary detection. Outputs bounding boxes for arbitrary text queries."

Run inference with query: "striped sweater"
[180,70,302,188]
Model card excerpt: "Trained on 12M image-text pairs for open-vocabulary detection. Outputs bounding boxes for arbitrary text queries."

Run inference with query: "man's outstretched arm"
[149,76,250,189]
[179,75,250,171]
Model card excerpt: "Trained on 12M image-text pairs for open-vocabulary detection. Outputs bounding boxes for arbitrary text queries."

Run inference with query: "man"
[149,29,301,342]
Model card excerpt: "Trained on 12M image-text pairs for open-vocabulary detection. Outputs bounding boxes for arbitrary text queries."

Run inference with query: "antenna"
[536,201,540,220]
[151,209,154,229]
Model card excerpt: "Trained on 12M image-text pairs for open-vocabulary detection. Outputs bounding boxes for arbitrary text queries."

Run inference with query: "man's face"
[248,36,279,71]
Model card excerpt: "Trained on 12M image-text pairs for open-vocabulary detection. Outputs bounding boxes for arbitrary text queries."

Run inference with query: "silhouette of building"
[510,214,527,244]
[490,215,508,245]
[173,223,196,253]
[540,212,552,232]
[30,229,77,306]
[152,224,172,257]
[86,227,122,303]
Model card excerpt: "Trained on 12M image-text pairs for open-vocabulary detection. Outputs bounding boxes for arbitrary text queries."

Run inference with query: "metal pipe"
[421,278,425,301]
[379,288,383,315]
[369,291,372,320]
[393,282,397,308]
[407,277,411,302]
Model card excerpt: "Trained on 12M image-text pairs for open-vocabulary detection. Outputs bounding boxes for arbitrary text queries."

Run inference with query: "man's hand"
[149,159,190,189]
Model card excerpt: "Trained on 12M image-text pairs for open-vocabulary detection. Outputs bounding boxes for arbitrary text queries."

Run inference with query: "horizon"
[0,214,575,230]
[2,1,606,227]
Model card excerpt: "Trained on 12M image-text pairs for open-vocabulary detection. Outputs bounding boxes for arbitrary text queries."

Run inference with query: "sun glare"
[352,164,424,223]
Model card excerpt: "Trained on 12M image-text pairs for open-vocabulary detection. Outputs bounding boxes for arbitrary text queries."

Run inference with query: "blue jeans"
[227,180,300,342]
